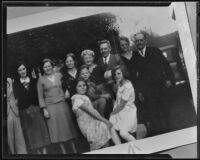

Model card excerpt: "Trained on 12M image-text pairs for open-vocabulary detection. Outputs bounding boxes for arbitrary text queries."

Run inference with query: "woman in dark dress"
[13,61,50,154]
[119,36,148,140]
[60,53,79,98]
[119,36,137,84]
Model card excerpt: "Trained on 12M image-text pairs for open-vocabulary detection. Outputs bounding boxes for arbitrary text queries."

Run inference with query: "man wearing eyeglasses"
[132,32,175,138]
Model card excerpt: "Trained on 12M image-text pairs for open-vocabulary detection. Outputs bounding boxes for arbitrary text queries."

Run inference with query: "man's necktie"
[140,50,144,57]
[104,58,107,66]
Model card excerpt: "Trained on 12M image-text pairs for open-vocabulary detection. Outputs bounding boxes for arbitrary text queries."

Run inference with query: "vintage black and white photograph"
[3,1,198,158]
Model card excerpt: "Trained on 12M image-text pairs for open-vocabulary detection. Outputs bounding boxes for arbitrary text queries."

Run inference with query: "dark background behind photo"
[5,2,197,155]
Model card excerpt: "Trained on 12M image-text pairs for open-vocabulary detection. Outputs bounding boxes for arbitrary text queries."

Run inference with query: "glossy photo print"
[3,1,197,158]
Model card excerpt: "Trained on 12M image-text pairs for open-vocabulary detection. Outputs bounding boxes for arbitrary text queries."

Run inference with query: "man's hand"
[43,108,50,119]
[65,90,70,99]
[165,80,172,88]
[136,124,147,139]
[104,70,112,79]
[138,92,144,102]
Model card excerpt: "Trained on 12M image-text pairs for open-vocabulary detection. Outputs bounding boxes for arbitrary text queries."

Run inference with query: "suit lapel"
[107,54,114,68]
[99,57,104,66]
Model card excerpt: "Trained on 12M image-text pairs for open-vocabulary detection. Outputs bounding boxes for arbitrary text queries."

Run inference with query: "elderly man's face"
[100,43,111,58]
[135,33,146,50]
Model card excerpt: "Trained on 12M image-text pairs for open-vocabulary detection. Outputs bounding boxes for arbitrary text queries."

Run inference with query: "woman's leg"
[101,140,110,148]
[14,117,27,154]
[40,147,47,154]
[110,128,121,145]
[119,130,136,142]
[36,149,41,154]
[97,98,107,117]
[7,115,15,154]
[93,98,106,117]
[70,140,77,153]
[60,143,67,154]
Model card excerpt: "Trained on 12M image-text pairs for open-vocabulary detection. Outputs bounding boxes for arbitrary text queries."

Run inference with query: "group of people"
[6,32,175,154]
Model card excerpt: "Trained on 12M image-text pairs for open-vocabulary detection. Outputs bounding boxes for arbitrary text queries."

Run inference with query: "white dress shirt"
[139,46,146,57]
[103,53,111,65]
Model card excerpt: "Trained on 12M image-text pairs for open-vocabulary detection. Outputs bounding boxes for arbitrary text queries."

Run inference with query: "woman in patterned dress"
[71,78,121,151]
[109,65,137,142]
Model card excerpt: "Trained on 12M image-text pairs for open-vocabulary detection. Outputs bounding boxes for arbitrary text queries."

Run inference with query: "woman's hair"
[111,65,130,82]
[65,53,76,61]
[74,77,88,93]
[40,58,54,75]
[81,49,95,58]
[42,58,54,68]
[77,64,90,78]
[119,36,130,45]
[14,60,32,80]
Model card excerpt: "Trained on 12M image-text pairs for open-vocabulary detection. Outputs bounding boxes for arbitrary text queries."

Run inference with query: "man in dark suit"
[132,32,175,137]
[97,39,124,82]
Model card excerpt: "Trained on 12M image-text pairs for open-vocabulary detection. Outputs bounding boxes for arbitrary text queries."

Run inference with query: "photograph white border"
[6,2,197,155]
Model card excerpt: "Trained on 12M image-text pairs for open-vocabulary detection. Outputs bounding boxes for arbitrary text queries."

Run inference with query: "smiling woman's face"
[76,80,87,95]
[17,64,27,78]
[43,62,53,75]
[120,40,130,53]
[114,68,124,83]
[65,56,75,69]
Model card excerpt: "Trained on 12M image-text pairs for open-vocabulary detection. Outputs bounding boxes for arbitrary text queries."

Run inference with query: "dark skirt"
[45,101,78,143]
[19,105,50,150]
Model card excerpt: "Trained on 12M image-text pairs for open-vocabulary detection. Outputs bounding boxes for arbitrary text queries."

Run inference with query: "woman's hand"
[43,108,50,119]
[104,70,112,79]
[165,80,172,88]
[110,111,117,116]
[138,92,144,102]
[65,90,70,99]
[105,120,113,129]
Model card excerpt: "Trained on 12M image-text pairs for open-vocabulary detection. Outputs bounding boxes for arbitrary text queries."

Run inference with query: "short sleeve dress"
[71,94,111,151]
[109,80,137,133]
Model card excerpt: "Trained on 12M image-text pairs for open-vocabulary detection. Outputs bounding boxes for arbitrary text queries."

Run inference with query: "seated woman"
[78,65,112,118]
[71,78,121,151]
[81,49,106,86]
[110,65,137,142]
